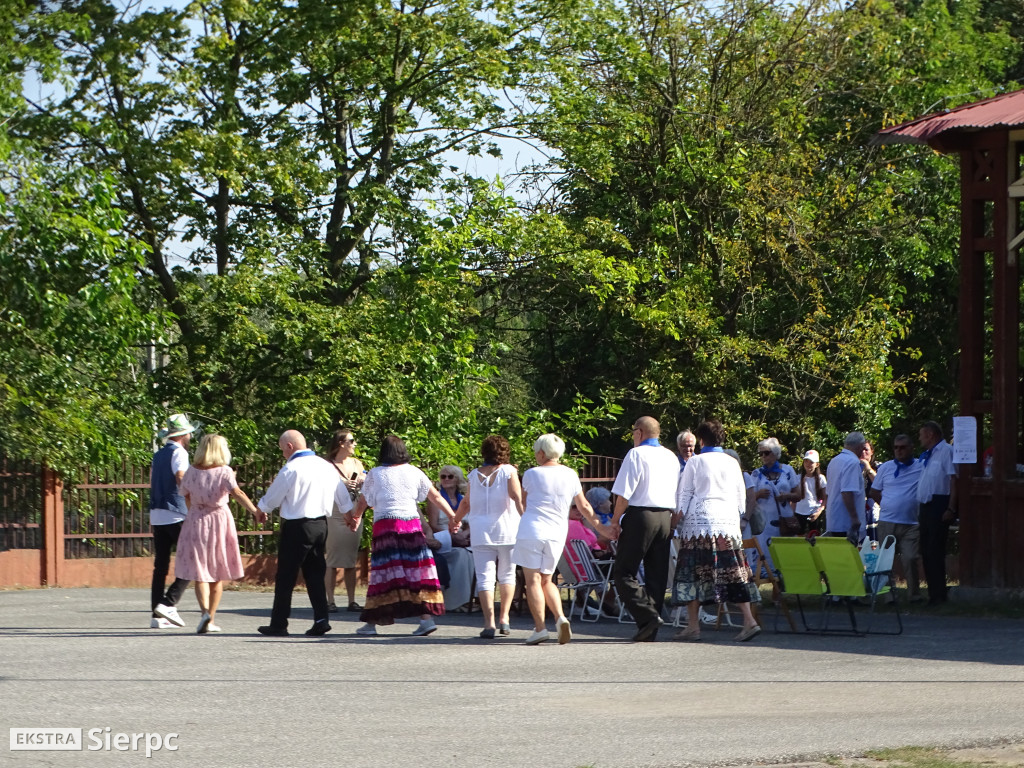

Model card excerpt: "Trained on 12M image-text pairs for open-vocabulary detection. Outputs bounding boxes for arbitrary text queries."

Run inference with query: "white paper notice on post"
[952,416,977,464]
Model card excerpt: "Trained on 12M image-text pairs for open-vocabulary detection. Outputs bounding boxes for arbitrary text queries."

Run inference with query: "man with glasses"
[610,416,680,641]
[676,430,696,471]
[868,435,924,602]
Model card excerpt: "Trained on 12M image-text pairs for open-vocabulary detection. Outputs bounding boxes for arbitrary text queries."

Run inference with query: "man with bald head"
[256,430,351,636]
[610,416,681,641]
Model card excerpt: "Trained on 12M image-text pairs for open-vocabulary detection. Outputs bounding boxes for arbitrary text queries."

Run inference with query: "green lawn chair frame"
[812,537,902,635]
[769,536,902,635]
[768,537,827,633]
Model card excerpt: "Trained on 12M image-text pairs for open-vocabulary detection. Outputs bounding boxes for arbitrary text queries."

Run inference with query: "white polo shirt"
[258,451,351,520]
[825,448,866,535]
[611,443,679,509]
[872,459,922,526]
[916,440,955,503]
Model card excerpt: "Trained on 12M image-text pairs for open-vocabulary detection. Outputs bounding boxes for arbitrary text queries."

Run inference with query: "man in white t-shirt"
[149,413,195,629]
[868,434,923,602]
[824,432,867,544]
[916,421,957,605]
[610,416,680,641]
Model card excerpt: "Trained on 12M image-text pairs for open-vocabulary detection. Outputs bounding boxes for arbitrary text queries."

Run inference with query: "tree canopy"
[2,0,1019,472]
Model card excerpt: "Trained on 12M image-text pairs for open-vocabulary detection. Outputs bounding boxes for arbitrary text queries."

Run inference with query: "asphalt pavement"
[1,588,1022,768]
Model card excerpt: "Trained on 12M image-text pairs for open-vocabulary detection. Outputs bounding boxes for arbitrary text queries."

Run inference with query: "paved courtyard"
[1,588,1022,767]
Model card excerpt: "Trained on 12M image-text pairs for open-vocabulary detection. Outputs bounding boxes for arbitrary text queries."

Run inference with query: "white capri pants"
[472,543,517,589]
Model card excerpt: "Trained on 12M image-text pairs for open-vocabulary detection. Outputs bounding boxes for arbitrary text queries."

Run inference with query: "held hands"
[344,511,360,532]
[253,508,268,525]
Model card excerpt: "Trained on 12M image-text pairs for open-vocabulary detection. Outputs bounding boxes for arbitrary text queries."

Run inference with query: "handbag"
[747,504,767,536]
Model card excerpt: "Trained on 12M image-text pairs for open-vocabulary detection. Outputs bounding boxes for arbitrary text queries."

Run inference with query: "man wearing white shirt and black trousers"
[257,430,352,636]
[916,421,957,606]
[611,416,681,642]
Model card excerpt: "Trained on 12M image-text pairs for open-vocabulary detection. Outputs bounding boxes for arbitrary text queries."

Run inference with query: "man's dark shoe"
[257,625,289,636]
[305,621,332,637]
[632,616,664,642]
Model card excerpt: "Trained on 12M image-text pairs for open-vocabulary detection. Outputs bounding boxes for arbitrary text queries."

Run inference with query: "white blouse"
[465,465,520,546]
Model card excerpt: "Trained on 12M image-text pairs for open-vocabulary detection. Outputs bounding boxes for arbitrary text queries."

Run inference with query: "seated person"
[585,487,614,525]
[564,504,616,617]
[425,515,475,611]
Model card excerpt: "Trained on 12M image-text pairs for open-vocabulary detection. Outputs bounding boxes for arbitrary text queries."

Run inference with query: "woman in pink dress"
[177,435,265,633]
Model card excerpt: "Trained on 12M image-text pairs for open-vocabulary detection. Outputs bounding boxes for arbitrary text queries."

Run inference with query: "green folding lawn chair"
[768,537,827,632]
[811,537,902,635]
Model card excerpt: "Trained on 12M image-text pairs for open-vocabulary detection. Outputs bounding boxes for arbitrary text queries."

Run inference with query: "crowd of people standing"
[148,412,958,642]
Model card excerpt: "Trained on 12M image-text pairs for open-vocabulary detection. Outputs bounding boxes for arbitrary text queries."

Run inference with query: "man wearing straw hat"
[149,413,196,629]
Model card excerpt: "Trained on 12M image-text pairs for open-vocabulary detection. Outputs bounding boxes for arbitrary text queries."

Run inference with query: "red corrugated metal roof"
[873,88,1024,145]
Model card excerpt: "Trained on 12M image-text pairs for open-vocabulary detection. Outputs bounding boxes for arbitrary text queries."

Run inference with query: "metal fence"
[1,453,622,561]
[0,457,43,550]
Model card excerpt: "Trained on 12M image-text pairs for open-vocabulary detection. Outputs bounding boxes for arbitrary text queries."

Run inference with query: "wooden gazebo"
[875,89,1024,589]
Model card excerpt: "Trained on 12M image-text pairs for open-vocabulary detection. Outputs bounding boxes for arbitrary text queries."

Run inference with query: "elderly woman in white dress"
[512,433,610,646]
[453,434,524,639]
[672,420,761,642]
[750,436,800,574]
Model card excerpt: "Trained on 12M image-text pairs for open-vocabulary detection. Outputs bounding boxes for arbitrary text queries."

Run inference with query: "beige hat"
[159,413,196,440]
[802,449,820,463]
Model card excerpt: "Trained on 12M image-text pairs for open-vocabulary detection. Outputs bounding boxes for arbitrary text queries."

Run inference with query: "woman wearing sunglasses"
[750,437,800,576]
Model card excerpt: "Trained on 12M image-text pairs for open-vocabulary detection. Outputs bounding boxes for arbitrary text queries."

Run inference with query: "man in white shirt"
[824,431,867,544]
[149,414,195,629]
[610,416,680,641]
[916,421,957,605]
[868,435,924,602]
[257,430,351,637]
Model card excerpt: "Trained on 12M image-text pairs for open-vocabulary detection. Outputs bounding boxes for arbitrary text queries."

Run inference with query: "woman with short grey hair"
[512,434,610,645]
[750,437,800,573]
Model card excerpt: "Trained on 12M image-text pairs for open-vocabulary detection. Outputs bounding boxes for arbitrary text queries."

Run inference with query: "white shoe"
[356,623,378,636]
[525,629,550,645]
[150,617,175,629]
[196,613,212,634]
[699,608,718,626]
[583,605,602,619]
[206,624,222,633]
[556,616,572,645]
[154,604,186,627]
[412,620,437,637]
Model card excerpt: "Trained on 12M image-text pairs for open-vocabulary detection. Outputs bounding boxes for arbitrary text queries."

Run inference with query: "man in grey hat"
[149,413,196,629]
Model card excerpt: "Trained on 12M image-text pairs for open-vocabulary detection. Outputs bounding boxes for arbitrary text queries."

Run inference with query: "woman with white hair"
[750,437,800,573]
[512,434,611,645]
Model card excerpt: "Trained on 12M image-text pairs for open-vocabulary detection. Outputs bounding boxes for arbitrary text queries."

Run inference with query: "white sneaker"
[583,605,602,619]
[556,616,572,645]
[412,620,437,637]
[525,629,550,645]
[154,604,186,627]
[206,624,222,633]
[356,623,378,636]
[196,612,212,634]
[150,617,175,629]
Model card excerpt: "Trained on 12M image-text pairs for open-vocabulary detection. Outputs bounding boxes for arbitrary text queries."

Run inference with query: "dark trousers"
[151,521,190,613]
[269,517,329,630]
[612,507,672,628]
[919,496,950,602]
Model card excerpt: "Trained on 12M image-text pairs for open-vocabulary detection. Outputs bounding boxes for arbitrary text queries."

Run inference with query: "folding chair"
[741,537,797,632]
[557,542,611,622]
[812,537,902,635]
[768,537,827,632]
[567,539,614,622]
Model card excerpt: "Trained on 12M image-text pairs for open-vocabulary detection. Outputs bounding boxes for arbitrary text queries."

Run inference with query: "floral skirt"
[671,534,759,606]
[361,517,445,625]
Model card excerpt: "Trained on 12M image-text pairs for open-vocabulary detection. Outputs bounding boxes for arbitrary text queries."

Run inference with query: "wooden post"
[41,465,64,586]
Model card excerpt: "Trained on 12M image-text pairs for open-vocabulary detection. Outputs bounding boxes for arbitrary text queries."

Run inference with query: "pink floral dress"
[176,465,244,582]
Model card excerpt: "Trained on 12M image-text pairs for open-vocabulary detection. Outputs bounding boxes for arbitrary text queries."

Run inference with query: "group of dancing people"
[154,411,960,642]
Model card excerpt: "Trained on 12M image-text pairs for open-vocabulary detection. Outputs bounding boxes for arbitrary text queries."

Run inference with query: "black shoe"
[632,617,664,643]
[305,621,332,637]
[347,602,362,612]
[327,604,340,613]
[257,625,289,636]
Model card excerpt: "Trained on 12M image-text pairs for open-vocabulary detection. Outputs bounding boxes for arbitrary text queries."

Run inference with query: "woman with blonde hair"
[324,429,366,613]
[176,434,265,634]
